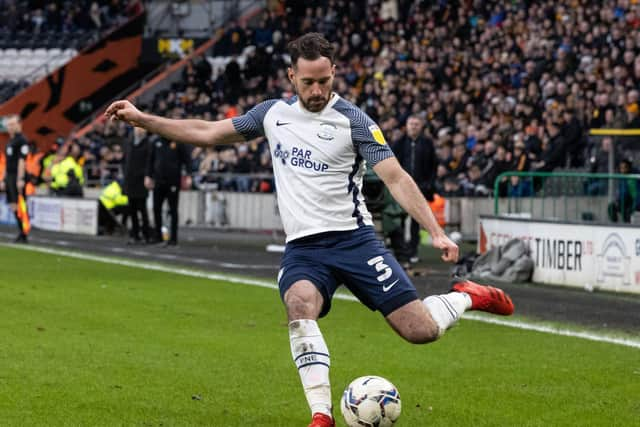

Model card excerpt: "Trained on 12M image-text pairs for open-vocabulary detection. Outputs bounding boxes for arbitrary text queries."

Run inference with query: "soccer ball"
[340,375,401,427]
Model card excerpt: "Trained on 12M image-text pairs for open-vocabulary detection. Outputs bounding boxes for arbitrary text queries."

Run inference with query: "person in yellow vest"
[98,179,129,235]
[46,144,68,192]
[50,143,84,197]
[40,138,62,184]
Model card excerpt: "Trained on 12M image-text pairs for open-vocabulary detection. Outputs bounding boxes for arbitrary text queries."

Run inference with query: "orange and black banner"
[0,12,158,153]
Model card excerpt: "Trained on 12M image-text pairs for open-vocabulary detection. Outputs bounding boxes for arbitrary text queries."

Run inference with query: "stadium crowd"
[0,0,142,102]
[15,0,640,199]
[0,0,138,45]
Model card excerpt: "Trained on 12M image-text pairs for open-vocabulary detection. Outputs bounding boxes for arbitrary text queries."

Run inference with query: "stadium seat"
[48,48,63,58]
[18,48,33,57]
[13,57,27,68]
[63,48,78,58]
[33,48,48,58]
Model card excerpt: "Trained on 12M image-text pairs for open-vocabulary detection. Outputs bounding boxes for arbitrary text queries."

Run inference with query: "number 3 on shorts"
[367,256,392,282]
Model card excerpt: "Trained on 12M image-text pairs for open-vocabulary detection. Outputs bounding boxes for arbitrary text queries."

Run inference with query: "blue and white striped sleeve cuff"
[359,143,395,166]
[231,99,279,140]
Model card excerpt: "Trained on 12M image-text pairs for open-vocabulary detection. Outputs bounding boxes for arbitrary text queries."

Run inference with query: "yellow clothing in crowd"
[50,156,84,191]
[99,181,128,210]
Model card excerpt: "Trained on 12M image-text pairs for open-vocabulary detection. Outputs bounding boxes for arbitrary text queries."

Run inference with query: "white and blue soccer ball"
[340,375,401,427]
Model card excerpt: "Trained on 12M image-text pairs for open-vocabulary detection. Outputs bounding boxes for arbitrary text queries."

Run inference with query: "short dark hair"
[620,158,633,168]
[287,33,335,67]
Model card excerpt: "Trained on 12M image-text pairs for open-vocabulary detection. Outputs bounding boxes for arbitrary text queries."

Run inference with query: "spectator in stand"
[524,120,543,162]
[461,161,491,197]
[0,0,138,66]
[107,143,124,182]
[448,140,470,179]
[77,137,100,187]
[391,115,437,264]
[608,158,640,223]
[96,145,113,186]
[533,121,567,173]
[84,0,640,197]
[586,136,618,196]
[562,108,584,168]
[145,133,192,247]
[489,144,514,196]
[0,0,141,42]
[624,98,640,151]
[441,174,465,197]
[210,147,233,190]
[508,138,532,197]
[195,147,221,188]
[233,144,253,192]
[123,127,152,245]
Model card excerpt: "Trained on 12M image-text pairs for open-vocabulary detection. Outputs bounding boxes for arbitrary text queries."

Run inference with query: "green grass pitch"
[0,246,638,426]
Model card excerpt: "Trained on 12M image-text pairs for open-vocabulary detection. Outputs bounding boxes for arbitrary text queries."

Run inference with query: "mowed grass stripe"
[3,242,640,350]
[1,246,639,426]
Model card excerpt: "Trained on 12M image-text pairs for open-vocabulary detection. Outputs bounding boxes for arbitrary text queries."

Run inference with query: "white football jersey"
[232,93,394,242]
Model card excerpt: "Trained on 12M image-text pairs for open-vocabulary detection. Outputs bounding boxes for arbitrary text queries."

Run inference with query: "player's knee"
[284,287,322,320]
[400,322,440,344]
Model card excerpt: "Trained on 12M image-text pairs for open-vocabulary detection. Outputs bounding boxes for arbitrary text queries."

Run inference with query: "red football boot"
[308,413,335,427]
[452,279,514,315]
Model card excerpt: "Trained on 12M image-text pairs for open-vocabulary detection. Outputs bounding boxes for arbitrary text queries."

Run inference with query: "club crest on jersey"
[273,144,329,172]
[317,122,337,141]
[368,124,387,145]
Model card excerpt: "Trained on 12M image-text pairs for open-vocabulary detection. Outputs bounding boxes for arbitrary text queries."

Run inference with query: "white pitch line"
[218,261,276,269]
[130,250,151,256]
[3,242,640,350]
[461,313,640,349]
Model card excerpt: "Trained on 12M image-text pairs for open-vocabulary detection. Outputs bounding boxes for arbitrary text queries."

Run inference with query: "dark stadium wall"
[0,12,155,152]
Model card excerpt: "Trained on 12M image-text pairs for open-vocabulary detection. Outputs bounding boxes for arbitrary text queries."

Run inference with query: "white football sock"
[289,319,332,417]
[423,292,472,336]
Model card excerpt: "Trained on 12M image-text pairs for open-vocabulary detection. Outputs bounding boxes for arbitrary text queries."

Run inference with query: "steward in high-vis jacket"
[50,150,84,197]
[98,180,128,235]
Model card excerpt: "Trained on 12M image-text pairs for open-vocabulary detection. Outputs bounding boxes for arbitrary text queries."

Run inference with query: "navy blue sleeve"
[332,99,394,167]
[231,99,279,140]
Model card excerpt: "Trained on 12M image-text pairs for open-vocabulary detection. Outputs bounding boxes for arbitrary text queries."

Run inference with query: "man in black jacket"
[533,120,567,172]
[145,133,192,246]
[3,115,30,243]
[392,115,437,264]
[562,109,584,168]
[123,127,152,244]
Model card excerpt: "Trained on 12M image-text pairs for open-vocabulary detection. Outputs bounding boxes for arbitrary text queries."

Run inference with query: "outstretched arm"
[373,156,459,263]
[104,100,244,147]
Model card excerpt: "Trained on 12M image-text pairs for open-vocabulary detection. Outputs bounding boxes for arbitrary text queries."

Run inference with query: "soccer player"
[105,33,514,427]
